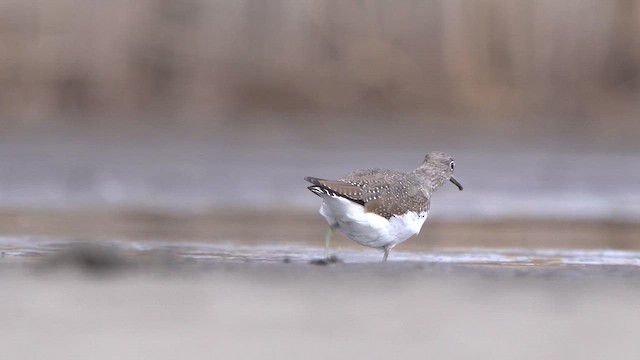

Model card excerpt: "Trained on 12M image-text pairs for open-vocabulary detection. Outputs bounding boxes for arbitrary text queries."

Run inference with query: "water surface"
[3,236,640,269]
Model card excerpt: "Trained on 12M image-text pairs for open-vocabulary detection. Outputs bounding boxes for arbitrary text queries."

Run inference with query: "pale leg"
[324,225,336,258]
[383,248,390,262]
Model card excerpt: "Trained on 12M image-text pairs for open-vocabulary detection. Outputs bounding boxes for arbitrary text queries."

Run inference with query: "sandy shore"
[1,209,640,250]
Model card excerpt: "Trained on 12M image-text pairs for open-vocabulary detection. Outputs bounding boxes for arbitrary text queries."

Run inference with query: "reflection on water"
[2,237,640,267]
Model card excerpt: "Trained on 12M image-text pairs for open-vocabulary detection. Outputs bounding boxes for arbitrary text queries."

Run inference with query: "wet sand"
[2,237,640,359]
[1,209,640,250]
[2,256,640,359]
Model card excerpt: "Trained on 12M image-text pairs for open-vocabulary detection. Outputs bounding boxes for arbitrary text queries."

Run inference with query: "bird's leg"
[383,248,390,262]
[324,225,337,258]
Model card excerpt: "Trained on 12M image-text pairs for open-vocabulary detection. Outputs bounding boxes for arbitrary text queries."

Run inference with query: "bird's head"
[417,151,463,192]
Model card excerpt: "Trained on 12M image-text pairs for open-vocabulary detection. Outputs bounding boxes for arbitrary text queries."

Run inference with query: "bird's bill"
[450,176,463,191]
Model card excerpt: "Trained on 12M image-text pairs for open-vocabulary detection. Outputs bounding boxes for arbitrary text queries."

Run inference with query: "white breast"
[318,195,428,250]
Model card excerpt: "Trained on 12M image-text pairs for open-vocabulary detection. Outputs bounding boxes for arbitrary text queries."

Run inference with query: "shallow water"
[3,236,640,268]
[0,127,639,221]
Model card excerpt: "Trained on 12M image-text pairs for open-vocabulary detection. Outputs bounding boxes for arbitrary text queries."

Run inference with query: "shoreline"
[0,209,639,250]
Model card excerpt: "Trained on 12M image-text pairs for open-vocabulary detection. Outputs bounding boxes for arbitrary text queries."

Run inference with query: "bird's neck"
[412,166,446,194]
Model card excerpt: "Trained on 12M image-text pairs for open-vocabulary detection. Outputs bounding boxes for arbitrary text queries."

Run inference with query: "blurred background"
[1,0,640,250]
[3,3,640,360]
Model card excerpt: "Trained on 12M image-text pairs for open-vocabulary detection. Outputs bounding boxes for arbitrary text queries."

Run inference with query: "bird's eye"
[449,161,455,171]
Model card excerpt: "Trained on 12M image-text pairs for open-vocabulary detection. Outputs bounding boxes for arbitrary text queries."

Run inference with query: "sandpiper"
[305,151,462,261]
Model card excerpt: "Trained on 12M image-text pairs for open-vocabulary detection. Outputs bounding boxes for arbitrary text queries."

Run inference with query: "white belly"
[319,195,428,250]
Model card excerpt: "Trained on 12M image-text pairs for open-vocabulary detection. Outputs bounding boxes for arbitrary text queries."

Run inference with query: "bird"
[305,151,462,261]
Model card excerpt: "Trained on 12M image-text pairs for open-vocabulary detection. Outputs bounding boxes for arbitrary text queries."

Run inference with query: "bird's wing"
[343,170,429,219]
[359,181,428,219]
[304,176,365,205]
[306,170,429,219]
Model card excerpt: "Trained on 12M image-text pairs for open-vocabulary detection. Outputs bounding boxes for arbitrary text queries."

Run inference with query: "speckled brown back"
[342,169,429,219]
[305,169,429,219]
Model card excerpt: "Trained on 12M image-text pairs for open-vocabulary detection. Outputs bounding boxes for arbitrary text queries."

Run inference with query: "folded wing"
[305,170,429,219]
